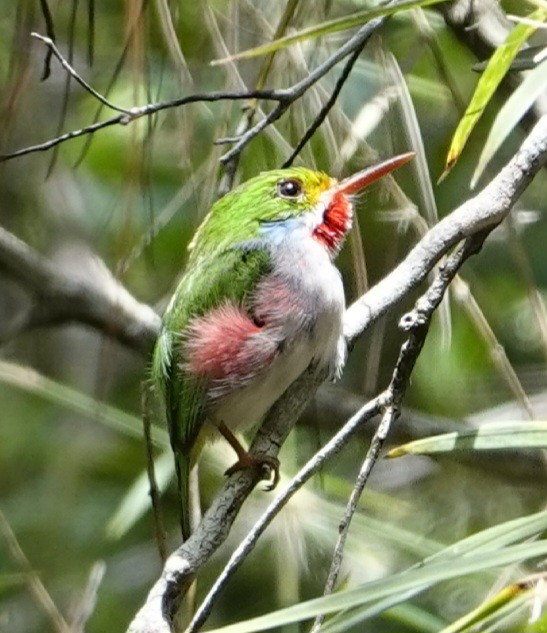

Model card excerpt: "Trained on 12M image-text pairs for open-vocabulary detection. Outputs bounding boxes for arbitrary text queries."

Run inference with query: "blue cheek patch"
[258,217,307,247]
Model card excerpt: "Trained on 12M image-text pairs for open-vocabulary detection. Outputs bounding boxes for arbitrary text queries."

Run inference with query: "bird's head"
[190,153,414,258]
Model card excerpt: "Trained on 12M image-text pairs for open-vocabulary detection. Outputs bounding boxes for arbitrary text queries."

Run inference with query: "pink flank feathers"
[184,302,279,389]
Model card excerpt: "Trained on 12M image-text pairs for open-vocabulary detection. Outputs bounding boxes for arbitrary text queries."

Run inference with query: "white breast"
[213,216,346,433]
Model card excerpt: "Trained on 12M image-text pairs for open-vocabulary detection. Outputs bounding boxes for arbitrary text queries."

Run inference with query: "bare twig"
[186,396,386,633]
[0,95,543,633]
[282,18,381,168]
[2,15,385,164]
[74,0,149,166]
[31,32,131,114]
[0,87,280,162]
[217,0,301,195]
[38,0,56,80]
[342,115,547,341]
[218,17,385,164]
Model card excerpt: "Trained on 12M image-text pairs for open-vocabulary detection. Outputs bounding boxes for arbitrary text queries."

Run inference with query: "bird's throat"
[313,191,352,254]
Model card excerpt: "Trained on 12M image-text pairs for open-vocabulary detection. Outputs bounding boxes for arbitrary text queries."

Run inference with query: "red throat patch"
[313,191,352,253]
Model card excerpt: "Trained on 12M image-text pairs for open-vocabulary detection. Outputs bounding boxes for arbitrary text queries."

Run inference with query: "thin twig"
[38,0,56,80]
[0,87,279,162]
[74,0,149,166]
[125,115,547,633]
[44,0,78,178]
[142,381,168,563]
[3,16,385,165]
[31,33,131,114]
[282,18,381,168]
[342,115,547,341]
[219,17,386,164]
[86,0,95,67]
[218,0,301,195]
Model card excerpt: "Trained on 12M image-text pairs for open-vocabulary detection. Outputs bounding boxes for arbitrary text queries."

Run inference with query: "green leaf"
[211,0,447,65]
[329,510,547,632]
[471,58,547,188]
[441,8,547,180]
[439,582,530,633]
[0,360,168,448]
[204,510,547,633]
[204,540,547,633]
[388,421,547,457]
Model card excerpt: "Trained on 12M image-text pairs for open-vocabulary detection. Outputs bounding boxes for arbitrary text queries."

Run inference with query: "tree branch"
[343,114,547,341]
[440,0,547,121]
[217,16,385,164]
[1,108,545,633]
[125,116,547,633]
[0,227,160,353]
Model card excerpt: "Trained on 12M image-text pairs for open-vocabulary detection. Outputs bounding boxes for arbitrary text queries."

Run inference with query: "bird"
[152,153,414,539]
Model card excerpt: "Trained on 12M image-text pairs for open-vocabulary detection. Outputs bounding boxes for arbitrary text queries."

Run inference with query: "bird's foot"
[225,453,280,491]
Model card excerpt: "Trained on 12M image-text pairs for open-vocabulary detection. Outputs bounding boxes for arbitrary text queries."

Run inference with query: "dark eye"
[277,178,303,199]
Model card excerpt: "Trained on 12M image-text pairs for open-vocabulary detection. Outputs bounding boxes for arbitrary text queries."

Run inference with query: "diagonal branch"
[1,110,545,633]
[281,21,374,168]
[343,114,547,341]
[0,226,160,353]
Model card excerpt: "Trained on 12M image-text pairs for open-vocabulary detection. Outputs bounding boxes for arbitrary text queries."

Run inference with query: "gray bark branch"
[0,227,160,353]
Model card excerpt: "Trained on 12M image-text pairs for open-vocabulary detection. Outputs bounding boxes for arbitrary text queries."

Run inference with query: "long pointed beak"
[334,152,415,195]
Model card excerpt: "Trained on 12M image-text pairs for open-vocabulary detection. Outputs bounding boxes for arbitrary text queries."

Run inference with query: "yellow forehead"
[303,172,336,205]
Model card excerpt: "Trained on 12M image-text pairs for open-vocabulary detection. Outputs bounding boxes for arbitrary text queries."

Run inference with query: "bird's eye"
[277,178,303,199]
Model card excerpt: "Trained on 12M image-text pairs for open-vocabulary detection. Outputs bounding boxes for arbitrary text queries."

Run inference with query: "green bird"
[153,153,413,539]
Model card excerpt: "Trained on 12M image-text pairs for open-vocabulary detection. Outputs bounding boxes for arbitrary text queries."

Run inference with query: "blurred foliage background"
[1,1,547,632]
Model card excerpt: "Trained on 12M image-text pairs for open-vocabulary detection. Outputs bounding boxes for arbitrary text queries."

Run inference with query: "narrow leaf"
[212,0,447,65]
[204,540,547,633]
[441,8,546,180]
[388,421,547,457]
[0,360,168,447]
[439,582,531,633]
[471,58,547,187]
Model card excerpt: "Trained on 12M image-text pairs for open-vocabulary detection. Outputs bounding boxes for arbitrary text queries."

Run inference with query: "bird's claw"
[225,453,280,490]
[259,456,280,491]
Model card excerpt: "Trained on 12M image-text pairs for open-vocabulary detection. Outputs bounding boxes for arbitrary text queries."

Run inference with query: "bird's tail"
[175,451,192,541]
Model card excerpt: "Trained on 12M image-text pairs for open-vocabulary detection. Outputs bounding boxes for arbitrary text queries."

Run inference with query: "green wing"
[152,243,271,538]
